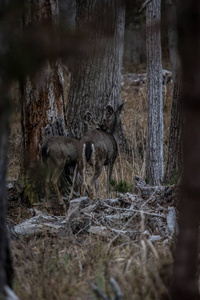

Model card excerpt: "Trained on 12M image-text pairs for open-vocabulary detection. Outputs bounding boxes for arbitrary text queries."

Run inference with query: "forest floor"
[6,68,177,299]
[7,182,177,300]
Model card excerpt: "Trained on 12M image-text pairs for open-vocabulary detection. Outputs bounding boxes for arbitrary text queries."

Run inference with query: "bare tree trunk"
[0,81,13,295]
[20,0,66,203]
[145,0,163,185]
[170,1,200,299]
[58,0,76,28]
[21,61,66,168]
[164,0,183,184]
[66,0,127,149]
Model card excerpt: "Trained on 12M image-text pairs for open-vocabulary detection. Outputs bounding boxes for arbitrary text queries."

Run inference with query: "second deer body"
[42,136,79,207]
[78,102,125,200]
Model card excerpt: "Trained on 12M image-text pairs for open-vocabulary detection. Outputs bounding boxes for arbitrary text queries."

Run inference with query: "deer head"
[84,111,101,132]
[102,101,126,141]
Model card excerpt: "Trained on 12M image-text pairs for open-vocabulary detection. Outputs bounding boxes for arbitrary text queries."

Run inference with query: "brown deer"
[42,112,100,207]
[42,136,79,207]
[78,102,126,200]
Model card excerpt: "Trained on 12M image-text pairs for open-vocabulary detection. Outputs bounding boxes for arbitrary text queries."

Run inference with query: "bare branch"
[89,278,123,300]
[89,281,108,300]
[110,277,123,300]
[139,0,152,12]
[103,203,166,219]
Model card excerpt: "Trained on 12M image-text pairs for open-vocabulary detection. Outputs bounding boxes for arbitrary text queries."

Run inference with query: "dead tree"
[145,0,163,185]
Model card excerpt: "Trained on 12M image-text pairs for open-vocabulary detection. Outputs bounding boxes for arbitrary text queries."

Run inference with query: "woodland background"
[0,0,199,300]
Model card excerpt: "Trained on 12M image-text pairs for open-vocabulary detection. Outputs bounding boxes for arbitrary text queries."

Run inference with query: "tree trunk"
[66,0,127,149]
[20,0,66,203]
[170,1,200,299]
[0,81,13,295]
[58,0,76,28]
[145,0,163,185]
[21,61,66,168]
[164,0,183,184]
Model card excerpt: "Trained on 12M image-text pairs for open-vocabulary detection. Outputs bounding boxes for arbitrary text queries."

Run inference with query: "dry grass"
[12,225,173,300]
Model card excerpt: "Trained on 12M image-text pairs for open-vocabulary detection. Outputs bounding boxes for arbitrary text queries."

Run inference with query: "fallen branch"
[139,0,153,12]
[89,277,123,300]
[89,281,108,300]
[5,285,20,300]
[110,277,123,300]
[103,204,166,219]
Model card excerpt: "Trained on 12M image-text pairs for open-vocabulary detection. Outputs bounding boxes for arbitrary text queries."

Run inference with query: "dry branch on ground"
[9,177,178,245]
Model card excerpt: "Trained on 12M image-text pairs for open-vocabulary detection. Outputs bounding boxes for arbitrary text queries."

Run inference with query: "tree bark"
[164,0,183,184]
[66,0,127,149]
[0,81,13,295]
[20,0,66,203]
[170,1,200,299]
[58,0,76,28]
[145,0,163,185]
[21,61,66,168]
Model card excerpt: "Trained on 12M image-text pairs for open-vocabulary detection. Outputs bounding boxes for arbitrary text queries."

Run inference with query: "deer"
[42,136,79,207]
[77,101,126,200]
[42,112,100,207]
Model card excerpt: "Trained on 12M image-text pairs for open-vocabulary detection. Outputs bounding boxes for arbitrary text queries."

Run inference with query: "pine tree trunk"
[66,0,127,149]
[145,0,163,185]
[164,0,183,184]
[20,0,66,203]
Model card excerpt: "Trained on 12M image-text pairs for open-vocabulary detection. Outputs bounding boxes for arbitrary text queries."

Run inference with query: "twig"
[4,285,20,300]
[140,211,145,234]
[107,212,138,249]
[141,239,147,270]
[89,281,108,300]
[110,277,123,300]
[103,203,166,219]
[139,0,152,12]
[89,278,123,300]
[74,223,91,237]
[146,239,159,259]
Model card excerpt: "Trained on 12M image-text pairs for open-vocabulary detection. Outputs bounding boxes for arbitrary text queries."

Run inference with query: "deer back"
[42,136,79,166]
[80,102,126,166]
[80,129,117,166]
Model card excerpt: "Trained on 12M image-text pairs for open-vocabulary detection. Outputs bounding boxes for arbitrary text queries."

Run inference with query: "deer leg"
[51,165,65,205]
[107,163,113,199]
[69,163,78,200]
[80,164,87,197]
[45,180,51,207]
[90,164,103,200]
[45,162,52,208]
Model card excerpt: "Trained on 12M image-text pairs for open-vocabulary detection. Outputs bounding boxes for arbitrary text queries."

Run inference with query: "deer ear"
[116,100,126,115]
[84,112,93,124]
[105,105,114,118]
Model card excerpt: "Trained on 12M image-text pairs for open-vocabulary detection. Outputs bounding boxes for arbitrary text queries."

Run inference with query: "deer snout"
[101,119,107,130]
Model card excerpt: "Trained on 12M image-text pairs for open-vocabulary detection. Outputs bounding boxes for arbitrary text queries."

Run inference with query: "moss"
[19,174,39,204]
[110,179,132,193]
